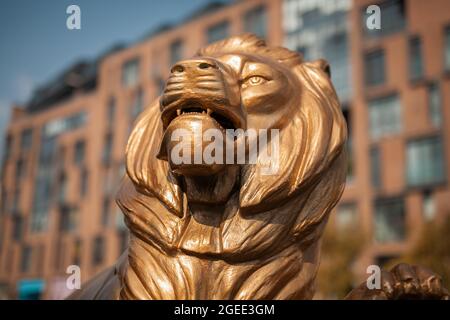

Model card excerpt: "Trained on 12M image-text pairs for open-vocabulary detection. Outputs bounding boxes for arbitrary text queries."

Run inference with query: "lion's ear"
[307,59,331,78]
[123,98,183,216]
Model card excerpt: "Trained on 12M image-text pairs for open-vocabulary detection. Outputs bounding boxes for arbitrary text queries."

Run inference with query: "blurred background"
[0,0,449,299]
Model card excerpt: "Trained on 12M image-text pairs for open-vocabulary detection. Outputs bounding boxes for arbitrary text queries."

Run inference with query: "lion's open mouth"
[161,102,243,131]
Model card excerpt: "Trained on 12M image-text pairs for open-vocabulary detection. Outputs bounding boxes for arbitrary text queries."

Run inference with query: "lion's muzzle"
[160,57,245,131]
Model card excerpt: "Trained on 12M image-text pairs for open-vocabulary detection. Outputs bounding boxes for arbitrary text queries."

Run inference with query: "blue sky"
[0,0,229,155]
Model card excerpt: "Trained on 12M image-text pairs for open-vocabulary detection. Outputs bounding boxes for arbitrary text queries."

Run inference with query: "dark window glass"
[11,188,20,214]
[324,32,351,101]
[31,133,56,232]
[57,171,67,204]
[118,230,129,256]
[80,167,88,197]
[107,97,116,125]
[102,133,113,166]
[370,147,381,189]
[4,134,13,160]
[15,158,25,180]
[244,6,267,39]
[409,37,423,81]
[157,77,166,95]
[374,198,405,243]
[101,197,110,227]
[207,21,229,43]
[407,136,445,187]
[1,189,7,214]
[365,49,385,86]
[92,236,105,265]
[74,140,85,165]
[170,39,184,66]
[445,26,450,71]
[59,204,77,232]
[428,83,441,127]
[343,108,353,181]
[12,215,23,241]
[130,88,144,121]
[376,255,399,268]
[122,58,140,87]
[368,94,402,139]
[44,112,86,138]
[20,245,32,273]
[20,128,33,151]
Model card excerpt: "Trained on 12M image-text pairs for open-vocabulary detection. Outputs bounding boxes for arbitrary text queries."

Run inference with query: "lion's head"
[117,34,347,264]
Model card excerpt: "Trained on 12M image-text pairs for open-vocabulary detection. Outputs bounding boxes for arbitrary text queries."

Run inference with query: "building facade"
[0,0,282,299]
[1,0,450,299]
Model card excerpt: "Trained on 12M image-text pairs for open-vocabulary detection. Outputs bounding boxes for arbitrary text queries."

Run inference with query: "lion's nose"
[170,59,218,74]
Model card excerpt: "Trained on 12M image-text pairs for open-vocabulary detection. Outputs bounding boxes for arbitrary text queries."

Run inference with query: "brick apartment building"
[0,0,449,299]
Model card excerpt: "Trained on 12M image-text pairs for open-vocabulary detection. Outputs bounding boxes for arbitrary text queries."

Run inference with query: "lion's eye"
[243,75,267,86]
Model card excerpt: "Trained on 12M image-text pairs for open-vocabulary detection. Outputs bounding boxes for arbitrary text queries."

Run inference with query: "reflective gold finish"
[69,34,448,300]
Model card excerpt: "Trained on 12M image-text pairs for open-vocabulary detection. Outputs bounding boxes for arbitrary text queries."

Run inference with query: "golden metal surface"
[69,34,448,300]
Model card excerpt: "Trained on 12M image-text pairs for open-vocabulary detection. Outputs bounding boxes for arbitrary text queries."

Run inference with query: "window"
[170,39,183,66]
[12,215,23,241]
[365,49,385,86]
[118,230,129,256]
[59,205,77,232]
[122,58,140,87]
[343,108,353,181]
[57,172,67,204]
[336,204,357,230]
[130,88,144,121]
[370,147,381,189]
[3,134,13,161]
[374,198,405,243]
[107,97,116,126]
[428,83,441,127]
[409,37,423,81]
[101,197,110,227]
[207,21,229,43]
[376,255,399,268]
[368,94,402,139]
[44,112,86,137]
[31,134,56,232]
[422,190,436,221]
[363,0,405,37]
[244,6,267,39]
[1,189,7,214]
[156,77,166,95]
[102,133,113,166]
[20,245,32,273]
[20,128,33,151]
[11,188,20,214]
[15,158,25,180]
[445,26,450,71]
[92,236,105,265]
[324,32,351,101]
[407,136,445,187]
[80,167,88,197]
[74,140,85,165]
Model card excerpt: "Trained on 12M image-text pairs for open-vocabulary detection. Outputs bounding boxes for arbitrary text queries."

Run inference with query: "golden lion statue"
[69,34,448,300]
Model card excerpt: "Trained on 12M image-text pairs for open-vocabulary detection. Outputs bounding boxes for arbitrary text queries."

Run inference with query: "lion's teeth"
[177,109,181,116]
[207,108,212,115]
